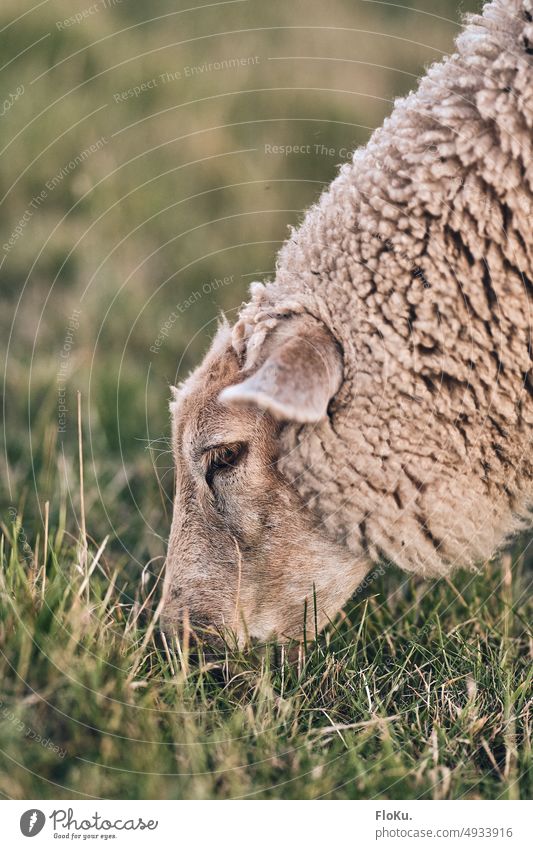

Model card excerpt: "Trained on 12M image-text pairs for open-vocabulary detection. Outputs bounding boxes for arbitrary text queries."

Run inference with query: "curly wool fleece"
[232,0,533,577]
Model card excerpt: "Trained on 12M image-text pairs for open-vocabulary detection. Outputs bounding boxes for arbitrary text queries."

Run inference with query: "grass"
[1,0,531,801]
[0,494,531,799]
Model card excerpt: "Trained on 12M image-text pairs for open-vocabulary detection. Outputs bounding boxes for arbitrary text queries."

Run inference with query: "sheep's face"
[162,317,367,644]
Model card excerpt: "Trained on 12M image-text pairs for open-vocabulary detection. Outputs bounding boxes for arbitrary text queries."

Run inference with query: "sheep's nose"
[160,605,220,643]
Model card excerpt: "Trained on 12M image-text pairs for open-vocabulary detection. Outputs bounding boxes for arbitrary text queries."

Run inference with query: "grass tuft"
[0,512,530,800]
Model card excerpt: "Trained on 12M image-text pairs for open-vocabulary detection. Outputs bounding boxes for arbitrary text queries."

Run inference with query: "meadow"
[0,0,531,799]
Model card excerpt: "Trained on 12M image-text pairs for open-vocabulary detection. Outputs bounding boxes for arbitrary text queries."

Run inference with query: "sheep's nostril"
[185,615,218,644]
[159,605,222,645]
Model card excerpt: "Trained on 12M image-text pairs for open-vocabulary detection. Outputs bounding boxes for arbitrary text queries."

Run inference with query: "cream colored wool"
[232,0,533,577]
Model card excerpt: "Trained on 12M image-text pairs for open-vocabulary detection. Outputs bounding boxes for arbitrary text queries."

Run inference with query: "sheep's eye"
[204,442,246,485]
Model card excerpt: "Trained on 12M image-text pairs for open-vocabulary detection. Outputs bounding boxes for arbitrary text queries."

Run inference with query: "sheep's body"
[234,0,533,577]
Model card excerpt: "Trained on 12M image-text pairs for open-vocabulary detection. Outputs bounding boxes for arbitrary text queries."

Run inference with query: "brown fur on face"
[162,319,370,643]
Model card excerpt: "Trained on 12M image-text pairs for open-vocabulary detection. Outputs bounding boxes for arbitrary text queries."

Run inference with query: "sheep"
[162,0,533,642]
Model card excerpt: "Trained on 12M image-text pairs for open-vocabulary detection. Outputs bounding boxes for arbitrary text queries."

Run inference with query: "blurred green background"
[1,0,481,571]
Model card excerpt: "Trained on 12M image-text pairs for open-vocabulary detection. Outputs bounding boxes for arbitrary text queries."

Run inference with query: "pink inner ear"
[220,382,322,423]
[219,323,343,423]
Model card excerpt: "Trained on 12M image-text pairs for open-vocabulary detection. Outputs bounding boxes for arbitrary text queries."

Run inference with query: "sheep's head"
[161,314,368,644]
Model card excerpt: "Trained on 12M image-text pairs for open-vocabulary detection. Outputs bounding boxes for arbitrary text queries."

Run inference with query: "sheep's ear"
[219,319,342,423]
